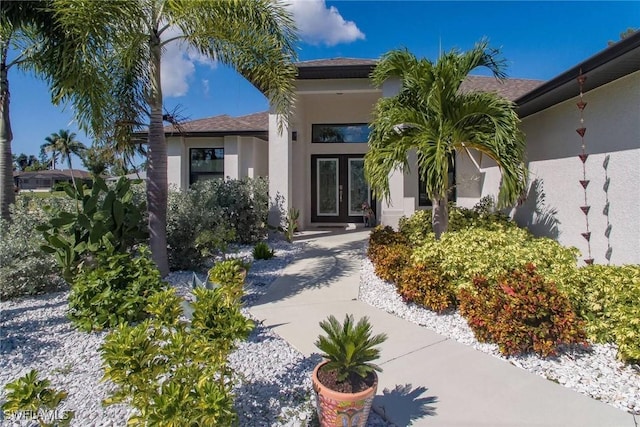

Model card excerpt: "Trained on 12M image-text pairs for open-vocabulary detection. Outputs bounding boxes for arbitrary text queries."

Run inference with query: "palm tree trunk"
[146,25,169,276]
[66,155,77,191]
[432,198,449,240]
[0,47,15,222]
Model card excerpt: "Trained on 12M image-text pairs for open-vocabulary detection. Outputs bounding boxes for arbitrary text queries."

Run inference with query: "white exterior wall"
[481,71,640,265]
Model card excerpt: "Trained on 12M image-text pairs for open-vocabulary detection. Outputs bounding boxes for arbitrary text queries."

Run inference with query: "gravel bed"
[0,238,390,426]
[359,258,640,415]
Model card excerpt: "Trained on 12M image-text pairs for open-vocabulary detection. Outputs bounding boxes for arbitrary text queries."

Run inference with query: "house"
[163,32,640,265]
[13,169,92,192]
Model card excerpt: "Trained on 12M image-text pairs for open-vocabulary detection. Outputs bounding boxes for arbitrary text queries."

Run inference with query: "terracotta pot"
[311,361,377,427]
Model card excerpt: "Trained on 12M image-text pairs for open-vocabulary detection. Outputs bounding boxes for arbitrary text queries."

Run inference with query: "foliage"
[282,207,300,243]
[253,241,274,260]
[0,197,65,300]
[41,129,87,179]
[101,286,252,425]
[412,225,579,290]
[564,265,640,363]
[37,176,147,282]
[364,42,527,239]
[397,264,456,313]
[398,199,514,247]
[458,264,587,357]
[1,369,74,426]
[367,225,407,261]
[67,247,166,332]
[371,243,412,284]
[207,258,250,302]
[166,178,268,270]
[314,314,387,383]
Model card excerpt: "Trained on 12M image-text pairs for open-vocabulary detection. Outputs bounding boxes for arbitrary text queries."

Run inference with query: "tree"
[41,129,87,187]
[1,1,112,220]
[13,152,44,171]
[53,0,298,276]
[364,41,527,239]
[608,28,638,46]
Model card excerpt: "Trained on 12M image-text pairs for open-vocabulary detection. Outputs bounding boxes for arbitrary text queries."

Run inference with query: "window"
[190,148,224,184]
[418,156,456,207]
[312,124,370,143]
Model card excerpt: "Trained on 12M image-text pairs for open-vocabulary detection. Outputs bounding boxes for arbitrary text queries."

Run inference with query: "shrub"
[37,177,147,282]
[68,247,167,331]
[367,225,407,261]
[101,286,253,425]
[565,265,640,363]
[0,198,65,300]
[397,264,456,313]
[371,244,412,284]
[166,178,268,270]
[458,264,587,357]
[1,369,74,426]
[253,241,275,260]
[412,225,579,290]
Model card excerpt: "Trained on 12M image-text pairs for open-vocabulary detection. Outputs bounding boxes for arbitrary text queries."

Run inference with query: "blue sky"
[9,1,639,165]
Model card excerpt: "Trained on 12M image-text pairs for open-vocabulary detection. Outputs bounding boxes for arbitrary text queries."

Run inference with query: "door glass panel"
[348,158,369,216]
[317,159,339,216]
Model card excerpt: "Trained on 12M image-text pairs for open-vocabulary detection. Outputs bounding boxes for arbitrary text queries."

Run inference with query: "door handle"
[339,185,343,203]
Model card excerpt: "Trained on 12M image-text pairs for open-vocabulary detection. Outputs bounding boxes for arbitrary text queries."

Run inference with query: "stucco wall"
[482,71,640,265]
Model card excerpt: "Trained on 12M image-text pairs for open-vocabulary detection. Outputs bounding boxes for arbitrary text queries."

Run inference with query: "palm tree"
[41,129,87,187]
[1,1,114,220]
[53,0,298,276]
[364,41,527,239]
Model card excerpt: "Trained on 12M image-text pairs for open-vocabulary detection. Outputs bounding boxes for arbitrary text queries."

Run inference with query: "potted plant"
[312,314,387,427]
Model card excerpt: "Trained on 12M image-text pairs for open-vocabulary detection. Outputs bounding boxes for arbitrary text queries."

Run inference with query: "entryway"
[311,154,372,223]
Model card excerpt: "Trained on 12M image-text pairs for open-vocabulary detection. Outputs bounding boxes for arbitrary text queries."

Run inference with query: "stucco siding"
[482,70,640,265]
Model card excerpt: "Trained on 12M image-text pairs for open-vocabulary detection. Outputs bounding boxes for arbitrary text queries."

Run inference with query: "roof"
[461,76,543,102]
[163,111,268,138]
[516,31,640,117]
[296,58,377,80]
[14,169,92,179]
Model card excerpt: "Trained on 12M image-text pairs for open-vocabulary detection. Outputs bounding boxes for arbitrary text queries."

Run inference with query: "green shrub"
[398,264,456,313]
[398,198,515,247]
[412,225,579,290]
[565,265,640,363]
[458,264,587,357]
[37,176,147,282]
[371,244,412,284]
[253,241,274,260]
[0,198,65,300]
[166,178,268,270]
[101,287,253,425]
[68,247,167,331]
[1,369,74,426]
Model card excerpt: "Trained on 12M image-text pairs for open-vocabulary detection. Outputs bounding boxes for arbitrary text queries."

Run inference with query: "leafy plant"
[68,247,166,331]
[458,264,588,357]
[207,258,250,303]
[1,370,74,427]
[0,197,65,300]
[370,243,411,284]
[398,264,456,313]
[253,241,275,260]
[367,225,407,263]
[37,176,147,282]
[101,286,252,425]
[314,314,387,383]
[282,207,299,243]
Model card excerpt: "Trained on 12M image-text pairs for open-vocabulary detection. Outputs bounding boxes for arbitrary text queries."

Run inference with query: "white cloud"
[202,79,210,97]
[160,26,216,98]
[287,0,365,46]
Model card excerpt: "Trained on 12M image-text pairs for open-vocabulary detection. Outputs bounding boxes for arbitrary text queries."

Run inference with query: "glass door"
[311,155,372,223]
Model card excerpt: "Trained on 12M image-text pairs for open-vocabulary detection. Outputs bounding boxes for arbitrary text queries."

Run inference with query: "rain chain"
[576,71,593,265]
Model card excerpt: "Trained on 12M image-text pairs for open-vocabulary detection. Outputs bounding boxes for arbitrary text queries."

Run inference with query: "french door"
[311,155,372,223]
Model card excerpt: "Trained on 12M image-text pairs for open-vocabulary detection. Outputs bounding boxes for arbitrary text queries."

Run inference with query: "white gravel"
[359,258,640,415]
[0,238,390,426]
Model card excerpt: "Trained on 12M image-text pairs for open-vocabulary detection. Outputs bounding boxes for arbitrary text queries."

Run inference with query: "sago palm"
[364,40,527,239]
[53,0,298,276]
[315,314,387,383]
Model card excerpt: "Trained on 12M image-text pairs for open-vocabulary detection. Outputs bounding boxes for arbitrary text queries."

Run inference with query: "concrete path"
[250,229,636,427]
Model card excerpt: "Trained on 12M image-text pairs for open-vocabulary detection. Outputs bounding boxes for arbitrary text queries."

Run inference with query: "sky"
[8,1,639,166]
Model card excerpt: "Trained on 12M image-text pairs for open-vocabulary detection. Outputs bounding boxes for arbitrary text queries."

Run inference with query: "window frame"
[189,147,224,185]
[311,123,370,143]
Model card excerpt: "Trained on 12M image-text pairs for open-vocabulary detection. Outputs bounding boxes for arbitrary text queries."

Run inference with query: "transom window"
[190,148,224,184]
[312,124,370,143]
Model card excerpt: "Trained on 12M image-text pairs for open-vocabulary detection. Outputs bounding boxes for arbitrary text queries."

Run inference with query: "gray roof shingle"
[164,111,268,133]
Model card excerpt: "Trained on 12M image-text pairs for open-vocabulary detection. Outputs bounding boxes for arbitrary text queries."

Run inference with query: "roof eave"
[296,64,376,80]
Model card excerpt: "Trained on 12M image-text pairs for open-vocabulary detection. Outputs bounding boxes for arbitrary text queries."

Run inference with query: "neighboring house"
[163,32,640,265]
[13,169,92,191]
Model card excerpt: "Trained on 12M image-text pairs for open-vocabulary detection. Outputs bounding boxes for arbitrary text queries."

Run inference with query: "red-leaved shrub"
[398,264,456,313]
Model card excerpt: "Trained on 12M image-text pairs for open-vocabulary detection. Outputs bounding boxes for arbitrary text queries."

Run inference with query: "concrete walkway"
[250,229,636,427]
